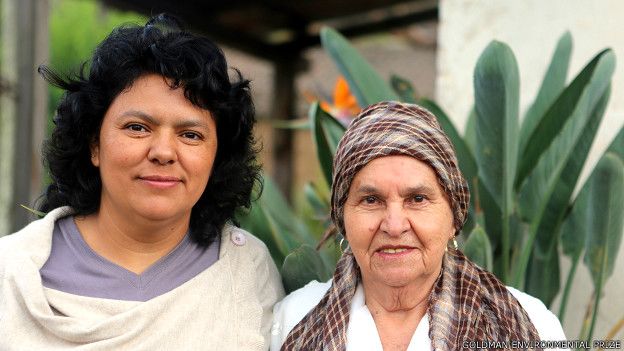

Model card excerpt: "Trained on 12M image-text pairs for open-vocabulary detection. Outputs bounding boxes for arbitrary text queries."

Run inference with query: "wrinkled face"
[91,74,217,223]
[343,155,455,288]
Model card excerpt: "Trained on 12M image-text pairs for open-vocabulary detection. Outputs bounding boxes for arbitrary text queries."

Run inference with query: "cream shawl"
[0,207,284,350]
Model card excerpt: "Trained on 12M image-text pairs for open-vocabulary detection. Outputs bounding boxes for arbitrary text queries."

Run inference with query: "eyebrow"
[400,185,438,197]
[353,184,438,196]
[120,110,211,129]
[353,185,380,195]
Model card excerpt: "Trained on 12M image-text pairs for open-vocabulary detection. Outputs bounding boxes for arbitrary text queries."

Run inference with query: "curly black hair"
[38,14,260,246]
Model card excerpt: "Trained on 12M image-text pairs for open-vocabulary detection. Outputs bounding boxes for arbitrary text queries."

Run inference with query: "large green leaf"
[415,98,482,238]
[583,153,624,287]
[478,179,502,250]
[525,245,560,307]
[580,153,624,341]
[516,50,614,251]
[303,182,330,222]
[463,226,493,271]
[464,107,477,155]
[558,134,624,322]
[281,244,331,293]
[473,41,519,212]
[418,98,478,188]
[514,82,612,286]
[320,27,399,106]
[516,49,613,189]
[310,102,347,186]
[561,194,587,260]
[473,41,520,281]
[531,87,611,253]
[390,74,417,102]
[606,126,624,161]
[519,32,572,155]
[516,51,614,243]
[237,175,318,265]
[558,133,624,259]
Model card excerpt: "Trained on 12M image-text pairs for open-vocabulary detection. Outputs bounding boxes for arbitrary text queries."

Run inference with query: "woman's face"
[91,74,217,224]
[343,155,455,288]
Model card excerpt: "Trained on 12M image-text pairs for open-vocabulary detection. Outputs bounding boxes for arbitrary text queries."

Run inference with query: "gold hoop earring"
[446,236,458,252]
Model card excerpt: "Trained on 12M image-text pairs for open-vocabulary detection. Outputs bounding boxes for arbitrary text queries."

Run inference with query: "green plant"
[237,28,623,341]
[49,0,146,118]
[237,104,345,292]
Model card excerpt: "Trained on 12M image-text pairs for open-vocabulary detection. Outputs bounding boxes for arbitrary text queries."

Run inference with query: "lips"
[375,245,415,254]
[140,175,182,182]
[138,175,182,188]
[379,248,408,254]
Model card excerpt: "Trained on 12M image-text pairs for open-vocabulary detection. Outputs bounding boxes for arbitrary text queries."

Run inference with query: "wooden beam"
[337,7,438,39]
[100,0,437,62]
[0,0,49,235]
[270,54,305,200]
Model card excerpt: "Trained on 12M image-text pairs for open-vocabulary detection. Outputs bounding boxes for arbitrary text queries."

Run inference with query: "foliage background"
[48,0,144,121]
[436,0,624,338]
[39,0,624,340]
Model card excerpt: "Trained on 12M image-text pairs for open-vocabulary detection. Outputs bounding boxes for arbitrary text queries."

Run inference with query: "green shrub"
[238,29,623,341]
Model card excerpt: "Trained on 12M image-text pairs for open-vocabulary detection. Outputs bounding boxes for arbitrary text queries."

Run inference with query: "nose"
[147,133,178,165]
[379,203,410,236]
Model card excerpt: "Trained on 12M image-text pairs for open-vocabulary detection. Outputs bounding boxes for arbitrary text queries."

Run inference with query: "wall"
[437,0,624,339]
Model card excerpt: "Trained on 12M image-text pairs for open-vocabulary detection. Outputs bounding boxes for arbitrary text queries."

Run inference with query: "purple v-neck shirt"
[40,216,220,301]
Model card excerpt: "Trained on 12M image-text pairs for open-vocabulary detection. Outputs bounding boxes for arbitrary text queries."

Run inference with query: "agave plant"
[237,28,624,341]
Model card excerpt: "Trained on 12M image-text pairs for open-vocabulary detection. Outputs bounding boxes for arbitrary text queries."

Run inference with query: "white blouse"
[270,280,568,351]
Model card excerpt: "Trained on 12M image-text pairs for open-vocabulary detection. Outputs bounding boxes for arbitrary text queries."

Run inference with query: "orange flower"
[320,76,360,120]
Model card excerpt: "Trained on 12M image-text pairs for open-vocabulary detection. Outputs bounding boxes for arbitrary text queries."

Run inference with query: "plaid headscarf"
[330,101,469,235]
[281,102,541,350]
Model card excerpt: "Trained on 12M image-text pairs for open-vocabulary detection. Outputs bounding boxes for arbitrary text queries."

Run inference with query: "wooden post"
[270,55,302,201]
[0,0,49,235]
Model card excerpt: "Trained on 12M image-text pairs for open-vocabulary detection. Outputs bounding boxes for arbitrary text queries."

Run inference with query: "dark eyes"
[360,194,427,206]
[363,195,378,204]
[127,123,147,132]
[181,131,203,140]
[413,195,425,203]
[125,124,203,141]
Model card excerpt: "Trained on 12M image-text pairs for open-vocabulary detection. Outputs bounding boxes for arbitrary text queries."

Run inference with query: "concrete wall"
[437,0,624,339]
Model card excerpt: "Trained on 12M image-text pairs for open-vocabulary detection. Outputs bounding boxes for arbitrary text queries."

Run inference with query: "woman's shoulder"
[220,223,284,290]
[270,279,332,350]
[506,286,567,342]
[0,207,72,281]
[0,208,71,259]
[221,224,273,259]
[274,279,332,320]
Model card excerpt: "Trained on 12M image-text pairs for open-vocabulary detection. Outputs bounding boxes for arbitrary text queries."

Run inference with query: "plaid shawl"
[281,250,542,350]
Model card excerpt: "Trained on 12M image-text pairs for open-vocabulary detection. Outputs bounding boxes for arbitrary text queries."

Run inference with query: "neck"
[75,206,190,274]
[362,265,442,351]
[363,266,441,314]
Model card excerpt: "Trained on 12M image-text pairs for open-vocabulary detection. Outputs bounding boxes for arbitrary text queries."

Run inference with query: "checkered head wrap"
[280,102,542,351]
[330,101,469,236]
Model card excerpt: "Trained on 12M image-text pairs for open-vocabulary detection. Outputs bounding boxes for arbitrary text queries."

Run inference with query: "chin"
[374,270,421,288]
[132,203,190,222]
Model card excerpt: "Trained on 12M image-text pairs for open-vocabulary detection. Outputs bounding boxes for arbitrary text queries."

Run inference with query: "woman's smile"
[138,175,184,189]
[374,245,416,257]
[343,155,455,288]
[92,74,218,223]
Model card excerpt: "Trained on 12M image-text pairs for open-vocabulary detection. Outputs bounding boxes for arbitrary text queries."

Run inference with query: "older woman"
[0,14,283,350]
[271,102,566,350]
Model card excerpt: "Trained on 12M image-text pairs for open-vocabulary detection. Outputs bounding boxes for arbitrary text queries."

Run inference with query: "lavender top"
[40,216,220,301]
